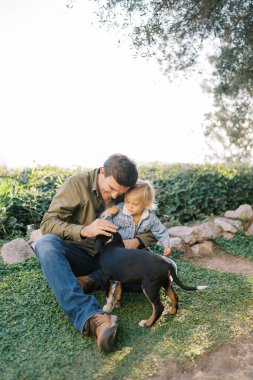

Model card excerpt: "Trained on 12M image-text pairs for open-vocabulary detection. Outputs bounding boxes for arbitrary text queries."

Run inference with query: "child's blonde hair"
[125,180,157,210]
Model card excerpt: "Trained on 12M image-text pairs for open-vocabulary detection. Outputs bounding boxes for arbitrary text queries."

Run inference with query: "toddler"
[100,180,177,272]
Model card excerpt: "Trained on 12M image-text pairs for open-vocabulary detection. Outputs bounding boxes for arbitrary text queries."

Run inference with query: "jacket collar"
[122,204,149,220]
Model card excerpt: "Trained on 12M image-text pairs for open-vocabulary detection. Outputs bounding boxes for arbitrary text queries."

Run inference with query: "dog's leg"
[164,285,179,315]
[138,286,164,328]
[103,280,114,312]
[113,281,122,308]
[103,281,122,313]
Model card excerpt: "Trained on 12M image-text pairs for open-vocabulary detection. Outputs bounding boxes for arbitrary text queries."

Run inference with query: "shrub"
[0,177,19,235]
[0,166,78,238]
[1,163,253,238]
[144,164,253,225]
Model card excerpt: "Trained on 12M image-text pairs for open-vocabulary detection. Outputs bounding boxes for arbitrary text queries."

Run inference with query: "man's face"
[98,168,129,200]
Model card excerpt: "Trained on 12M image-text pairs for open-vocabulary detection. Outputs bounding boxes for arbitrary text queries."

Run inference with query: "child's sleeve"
[99,210,114,221]
[99,203,123,221]
[149,213,170,247]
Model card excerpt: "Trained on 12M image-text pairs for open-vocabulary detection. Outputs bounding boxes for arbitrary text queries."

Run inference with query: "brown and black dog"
[96,232,207,328]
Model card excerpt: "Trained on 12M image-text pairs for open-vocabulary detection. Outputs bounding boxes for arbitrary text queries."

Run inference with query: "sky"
[0,0,213,169]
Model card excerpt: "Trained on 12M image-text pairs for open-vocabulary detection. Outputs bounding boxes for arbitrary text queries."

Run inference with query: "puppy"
[96,232,207,328]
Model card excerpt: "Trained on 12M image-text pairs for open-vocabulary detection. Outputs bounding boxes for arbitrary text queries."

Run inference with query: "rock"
[191,241,214,255]
[169,222,223,246]
[192,222,222,240]
[228,219,243,231]
[225,204,253,220]
[168,226,200,245]
[214,217,238,233]
[170,237,187,253]
[221,232,235,240]
[245,223,253,236]
[1,238,35,264]
[227,219,243,230]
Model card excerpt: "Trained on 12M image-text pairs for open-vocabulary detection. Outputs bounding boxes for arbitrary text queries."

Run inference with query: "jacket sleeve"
[99,203,122,222]
[99,211,114,222]
[149,213,170,247]
[40,178,84,241]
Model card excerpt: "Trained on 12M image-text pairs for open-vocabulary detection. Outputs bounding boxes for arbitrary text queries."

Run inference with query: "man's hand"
[80,219,117,238]
[123,238,140,249]
[106,206,120,216]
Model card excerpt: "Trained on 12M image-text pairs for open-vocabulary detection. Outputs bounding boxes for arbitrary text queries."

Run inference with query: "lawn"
[1,247,253,380]
[214,231,253,261]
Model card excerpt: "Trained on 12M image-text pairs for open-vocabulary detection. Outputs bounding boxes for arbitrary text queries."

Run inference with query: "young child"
[100,180,177,272]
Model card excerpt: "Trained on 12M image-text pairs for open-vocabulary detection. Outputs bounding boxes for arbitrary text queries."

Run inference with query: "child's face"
[125,191,145,216]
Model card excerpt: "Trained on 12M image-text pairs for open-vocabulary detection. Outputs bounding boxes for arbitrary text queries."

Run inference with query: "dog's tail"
[169,266,208,291]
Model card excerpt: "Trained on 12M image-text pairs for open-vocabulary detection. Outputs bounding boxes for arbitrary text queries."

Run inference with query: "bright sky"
[0,0,213,169]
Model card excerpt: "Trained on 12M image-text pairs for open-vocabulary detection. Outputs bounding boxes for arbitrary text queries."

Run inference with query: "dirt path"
[156,331,253,380]
[154,250,253,380]
[186,250,253,276]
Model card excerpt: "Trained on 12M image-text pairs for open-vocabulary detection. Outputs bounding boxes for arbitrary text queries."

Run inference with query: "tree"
[64,1,253,161]
[204,92,253,163]
[94,1,253,86]
[91,0,253,162]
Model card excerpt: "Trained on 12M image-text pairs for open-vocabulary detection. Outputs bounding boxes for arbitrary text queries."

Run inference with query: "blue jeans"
[35,234,104,333]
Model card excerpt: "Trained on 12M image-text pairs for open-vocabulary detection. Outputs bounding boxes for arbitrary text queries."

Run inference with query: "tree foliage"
[93,0,253,162]
[204,92,253,163]
[95,1,253,85]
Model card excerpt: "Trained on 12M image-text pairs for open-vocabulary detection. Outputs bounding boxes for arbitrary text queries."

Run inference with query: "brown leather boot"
[84,313,118,352]
[77,276,100,293]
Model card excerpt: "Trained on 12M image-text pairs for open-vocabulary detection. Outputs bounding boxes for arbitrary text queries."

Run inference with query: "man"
[35,154,155,352]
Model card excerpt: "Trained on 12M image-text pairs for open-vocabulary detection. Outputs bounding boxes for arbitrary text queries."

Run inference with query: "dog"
[96,232,207,328]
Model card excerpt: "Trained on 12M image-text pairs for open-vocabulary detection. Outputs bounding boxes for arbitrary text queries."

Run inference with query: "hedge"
[1,163,253,238]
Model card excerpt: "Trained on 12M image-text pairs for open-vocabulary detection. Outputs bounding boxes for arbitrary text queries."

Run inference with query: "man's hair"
[103,153,138,187]
[126,180,156,209]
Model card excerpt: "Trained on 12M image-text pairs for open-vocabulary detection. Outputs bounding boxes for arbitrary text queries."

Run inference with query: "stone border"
[1,204,253,263]
[169,204,253,255]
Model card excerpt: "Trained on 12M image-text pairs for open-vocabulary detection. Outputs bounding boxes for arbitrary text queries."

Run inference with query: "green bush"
[1,163,253,238]
[140,163,253,225]
[0,178,19,235]
[0,166,82,238]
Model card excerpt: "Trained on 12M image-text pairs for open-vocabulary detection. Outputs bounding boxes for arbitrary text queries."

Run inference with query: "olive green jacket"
[40,169,156,256]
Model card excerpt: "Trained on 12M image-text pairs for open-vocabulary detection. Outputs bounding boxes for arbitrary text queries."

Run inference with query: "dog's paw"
[103,304,113,313]
[164,307,177,315]
[138,320,147,328]
[114,300,121,308]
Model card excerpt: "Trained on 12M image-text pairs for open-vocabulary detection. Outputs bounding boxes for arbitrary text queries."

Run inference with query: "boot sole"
[100,324,118,352]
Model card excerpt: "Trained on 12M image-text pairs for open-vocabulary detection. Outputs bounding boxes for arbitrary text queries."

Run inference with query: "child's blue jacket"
[100,202,170,247]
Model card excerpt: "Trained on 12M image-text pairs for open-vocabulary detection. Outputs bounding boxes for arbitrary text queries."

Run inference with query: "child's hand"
[106,206,120,216]
[163,247,171,257]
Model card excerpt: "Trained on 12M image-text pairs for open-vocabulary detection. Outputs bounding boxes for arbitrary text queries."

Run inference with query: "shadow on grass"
[1,258,252,380]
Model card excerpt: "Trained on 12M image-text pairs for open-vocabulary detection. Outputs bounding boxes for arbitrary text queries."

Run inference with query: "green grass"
[214,231,253,261]
[1,255,253,380]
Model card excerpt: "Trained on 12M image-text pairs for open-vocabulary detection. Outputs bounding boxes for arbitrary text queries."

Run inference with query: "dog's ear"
[112,232,125,247]
[95,234,110,253]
